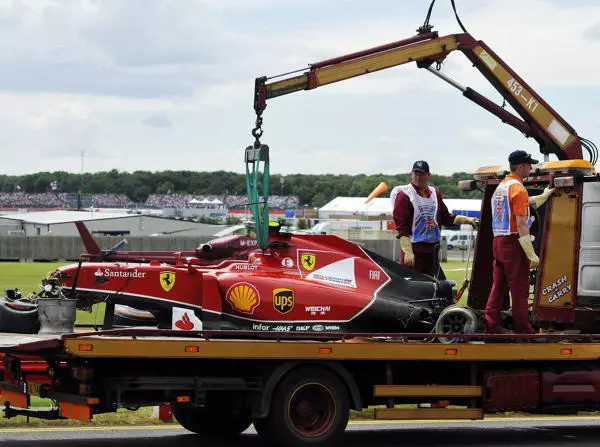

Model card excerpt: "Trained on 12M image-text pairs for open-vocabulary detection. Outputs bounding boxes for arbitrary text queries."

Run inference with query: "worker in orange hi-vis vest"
[392,160,479,279]
[485,150,555,334]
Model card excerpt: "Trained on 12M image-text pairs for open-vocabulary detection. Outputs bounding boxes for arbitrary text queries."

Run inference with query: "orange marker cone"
[365,182,389,204]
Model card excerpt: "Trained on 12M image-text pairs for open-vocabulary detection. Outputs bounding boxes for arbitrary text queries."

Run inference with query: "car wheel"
[113,305,158,327]
[0,302,39,334]
[434,305,481,344]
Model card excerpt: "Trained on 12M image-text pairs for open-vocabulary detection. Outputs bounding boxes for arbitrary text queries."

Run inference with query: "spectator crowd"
[0,193,133,208]
[0,192,299,210]
[145,194,299,210]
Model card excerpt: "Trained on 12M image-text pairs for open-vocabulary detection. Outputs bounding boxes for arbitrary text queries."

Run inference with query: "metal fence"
[0,236,212,261]
[0,235,447,262]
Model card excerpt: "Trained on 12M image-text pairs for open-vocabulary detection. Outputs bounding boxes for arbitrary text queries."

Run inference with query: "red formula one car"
[45,228,455,335]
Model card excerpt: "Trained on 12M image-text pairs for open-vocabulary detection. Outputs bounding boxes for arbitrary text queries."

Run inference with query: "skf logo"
[273,288,294,314]
[160,271,176,292]
[226,282,260,314]
[301,253,316,271]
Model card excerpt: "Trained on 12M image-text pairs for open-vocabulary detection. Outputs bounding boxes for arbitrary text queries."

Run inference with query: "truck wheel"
[252,417,271,438]
[172,404,251,436]
[264,367,349,447]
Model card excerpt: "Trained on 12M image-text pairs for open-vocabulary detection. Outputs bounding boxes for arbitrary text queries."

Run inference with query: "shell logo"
[226,282,260,314]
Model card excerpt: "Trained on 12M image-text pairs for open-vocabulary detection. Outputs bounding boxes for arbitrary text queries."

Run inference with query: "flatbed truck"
[3,330,600,447]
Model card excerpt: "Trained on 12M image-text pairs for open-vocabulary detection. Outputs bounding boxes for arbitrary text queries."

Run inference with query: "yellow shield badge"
[273,288,294,314]
[301,253,316,271]
[160,271,176,292]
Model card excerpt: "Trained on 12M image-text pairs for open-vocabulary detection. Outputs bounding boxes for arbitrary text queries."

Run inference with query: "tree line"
[0,170,481,207]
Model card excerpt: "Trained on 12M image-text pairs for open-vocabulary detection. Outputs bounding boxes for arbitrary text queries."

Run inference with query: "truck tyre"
[172,404,251,437]
[263,367,349,447]
[252,417,271,438]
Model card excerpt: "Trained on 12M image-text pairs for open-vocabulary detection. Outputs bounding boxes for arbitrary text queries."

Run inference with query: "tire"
[434,305,481,344]
[263,367,350,447]
[113,305,158,327]
[447,245,454,250]
[172,403,251,437]
[0,303,39,334]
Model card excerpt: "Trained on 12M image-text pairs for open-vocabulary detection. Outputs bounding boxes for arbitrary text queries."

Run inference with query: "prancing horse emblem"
[301,253,316,271]
[160,271,176,292]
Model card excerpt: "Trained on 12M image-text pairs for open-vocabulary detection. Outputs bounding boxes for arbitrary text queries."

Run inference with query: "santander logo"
[175,312,194,330]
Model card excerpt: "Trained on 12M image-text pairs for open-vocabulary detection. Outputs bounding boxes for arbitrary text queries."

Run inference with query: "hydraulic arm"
[253,30,591,162]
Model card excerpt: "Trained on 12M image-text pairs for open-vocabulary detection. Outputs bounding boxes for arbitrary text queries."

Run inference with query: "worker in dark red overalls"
[485,150,554,334]
[392,160,478,279]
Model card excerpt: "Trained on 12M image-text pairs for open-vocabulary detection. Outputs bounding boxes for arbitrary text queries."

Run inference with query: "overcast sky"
[1,0,599,176]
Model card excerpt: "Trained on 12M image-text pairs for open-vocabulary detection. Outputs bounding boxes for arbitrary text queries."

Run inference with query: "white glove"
[453,215,479,229]
[531,187,555,209]
[518,235,539,269]
[399,236,415,267]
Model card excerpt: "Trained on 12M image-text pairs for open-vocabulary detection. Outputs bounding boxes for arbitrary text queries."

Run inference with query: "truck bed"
[0,329,599,362]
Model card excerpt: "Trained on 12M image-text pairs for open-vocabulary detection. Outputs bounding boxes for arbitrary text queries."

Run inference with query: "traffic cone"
[365,182,389,204]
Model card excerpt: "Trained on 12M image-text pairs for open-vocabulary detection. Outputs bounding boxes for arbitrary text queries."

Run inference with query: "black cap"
[412,160,430,174]
[508,150,538,165]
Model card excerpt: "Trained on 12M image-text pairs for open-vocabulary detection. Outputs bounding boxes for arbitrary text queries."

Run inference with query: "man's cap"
[508,150,538,165]
[412,160,430,174]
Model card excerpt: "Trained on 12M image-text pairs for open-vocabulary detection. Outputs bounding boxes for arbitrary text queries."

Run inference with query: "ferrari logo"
[160,271,176,292]
[301,253,316,271]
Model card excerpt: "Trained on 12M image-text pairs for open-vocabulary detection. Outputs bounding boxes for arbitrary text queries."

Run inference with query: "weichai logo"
[273,288,294,314]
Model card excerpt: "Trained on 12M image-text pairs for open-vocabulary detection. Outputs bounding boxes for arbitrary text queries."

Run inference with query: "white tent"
[318,196,481,219]
[211,198,223,204]
[187,198,201,204]
[200,198,211,204]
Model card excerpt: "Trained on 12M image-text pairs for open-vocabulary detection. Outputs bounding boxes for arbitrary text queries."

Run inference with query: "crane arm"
[254,31,584,160]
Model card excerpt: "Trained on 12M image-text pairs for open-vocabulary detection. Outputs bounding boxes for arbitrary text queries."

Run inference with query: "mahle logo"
[273,288,294,314]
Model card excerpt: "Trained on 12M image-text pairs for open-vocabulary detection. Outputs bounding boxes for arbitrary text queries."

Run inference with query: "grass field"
[0,261,104,325]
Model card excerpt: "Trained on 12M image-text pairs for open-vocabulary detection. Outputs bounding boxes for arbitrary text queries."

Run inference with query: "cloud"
[29,102,110,159]
[0,0,598,176]
[0,1,232,98]
[584,23,600,40]
[142,112,172,128]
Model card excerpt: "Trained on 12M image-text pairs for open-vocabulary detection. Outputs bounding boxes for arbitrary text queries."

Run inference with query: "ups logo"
[273,288,294,314]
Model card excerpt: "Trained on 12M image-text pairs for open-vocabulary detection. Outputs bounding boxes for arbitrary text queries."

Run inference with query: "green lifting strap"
[245,144,270,250]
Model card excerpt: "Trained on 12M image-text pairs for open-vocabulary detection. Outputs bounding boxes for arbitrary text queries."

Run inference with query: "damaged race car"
[4,223,466,340]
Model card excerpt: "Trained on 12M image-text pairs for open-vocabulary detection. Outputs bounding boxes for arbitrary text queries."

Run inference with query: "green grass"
[0,261,104,325]
[0,407,168,427]
[0,261,69,293]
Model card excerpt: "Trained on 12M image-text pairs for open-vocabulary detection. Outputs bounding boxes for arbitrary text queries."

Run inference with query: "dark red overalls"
[485,177,534,334]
